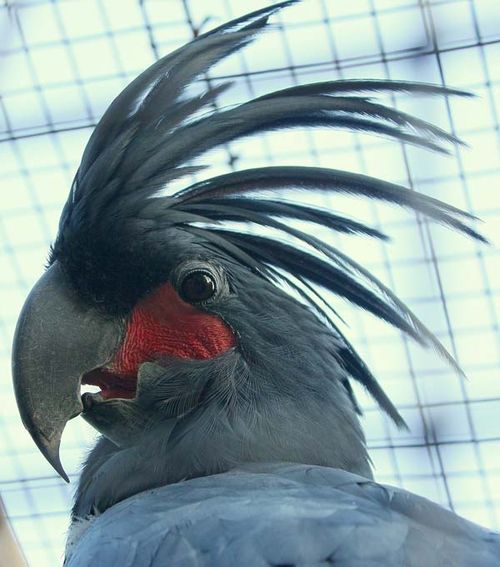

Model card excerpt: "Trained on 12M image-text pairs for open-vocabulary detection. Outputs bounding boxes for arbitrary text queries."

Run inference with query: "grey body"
[72,292,371,519]
[66,463,500,567]
[10,3,497,566]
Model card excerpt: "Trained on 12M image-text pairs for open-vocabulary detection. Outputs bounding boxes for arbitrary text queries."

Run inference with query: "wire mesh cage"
[0,0,499,565]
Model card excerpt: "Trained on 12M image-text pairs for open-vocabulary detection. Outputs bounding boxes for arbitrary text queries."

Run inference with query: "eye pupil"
[180,271,216,303]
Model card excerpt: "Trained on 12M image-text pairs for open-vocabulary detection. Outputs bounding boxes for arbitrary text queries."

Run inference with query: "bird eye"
[179,270,217,304]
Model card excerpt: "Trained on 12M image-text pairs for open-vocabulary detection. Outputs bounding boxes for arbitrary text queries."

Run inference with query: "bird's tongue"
[82,368,137,400]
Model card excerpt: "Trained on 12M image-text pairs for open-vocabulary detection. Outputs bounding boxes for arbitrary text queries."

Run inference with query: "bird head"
[12,2,484,485]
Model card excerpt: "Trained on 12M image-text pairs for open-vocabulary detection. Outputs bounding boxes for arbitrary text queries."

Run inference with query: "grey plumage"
[53,0,483,428]
[54,0,487,515]
[19,2,494,565]
[65,464,500,567]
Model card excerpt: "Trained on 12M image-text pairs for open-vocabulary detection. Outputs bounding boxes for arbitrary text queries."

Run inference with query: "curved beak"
[12,262,123,482]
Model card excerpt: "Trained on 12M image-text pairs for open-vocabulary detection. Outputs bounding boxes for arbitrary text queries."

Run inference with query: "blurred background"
[0,0,499,564]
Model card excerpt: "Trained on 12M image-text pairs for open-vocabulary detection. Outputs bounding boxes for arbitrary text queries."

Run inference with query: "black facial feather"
[50,0,484,431]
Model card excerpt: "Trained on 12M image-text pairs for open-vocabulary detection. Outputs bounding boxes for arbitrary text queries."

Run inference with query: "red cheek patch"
[109,283,236,377]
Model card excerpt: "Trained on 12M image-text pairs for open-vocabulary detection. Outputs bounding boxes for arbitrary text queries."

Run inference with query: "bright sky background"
[1,0,499,565]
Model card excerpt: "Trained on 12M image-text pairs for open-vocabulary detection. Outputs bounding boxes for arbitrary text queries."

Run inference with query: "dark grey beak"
[12,262,123,482]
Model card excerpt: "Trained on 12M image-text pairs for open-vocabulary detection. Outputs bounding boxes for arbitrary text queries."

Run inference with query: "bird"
[11,2,499,565]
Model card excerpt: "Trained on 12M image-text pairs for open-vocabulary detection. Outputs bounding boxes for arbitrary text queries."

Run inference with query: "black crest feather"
[55,1,484,427]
